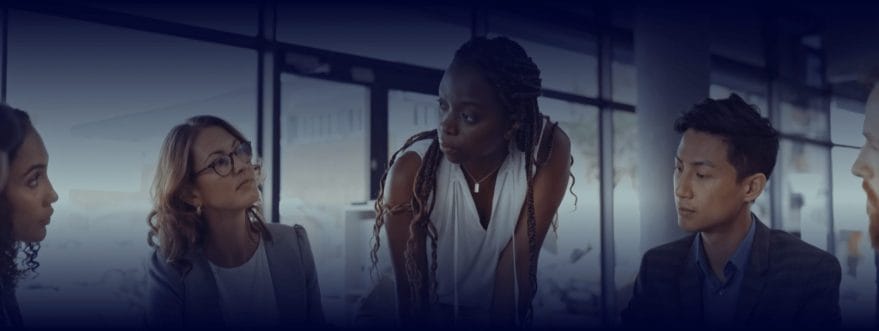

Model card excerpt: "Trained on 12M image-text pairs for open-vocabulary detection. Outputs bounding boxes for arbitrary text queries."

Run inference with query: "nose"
[674,173,692,200]
[439,110,457,137]
[852,146,873,179]
[47,178,59,205]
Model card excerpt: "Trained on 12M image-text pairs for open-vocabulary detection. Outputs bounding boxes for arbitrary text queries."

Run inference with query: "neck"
[461,145,509,181]
[700,206,752,280]
[203,208,259,268]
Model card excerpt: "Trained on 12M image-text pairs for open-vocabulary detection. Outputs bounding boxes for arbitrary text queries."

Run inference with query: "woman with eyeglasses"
[145,115,324,328]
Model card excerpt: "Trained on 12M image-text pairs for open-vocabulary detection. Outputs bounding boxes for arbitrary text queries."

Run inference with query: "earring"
[196,205,202,216]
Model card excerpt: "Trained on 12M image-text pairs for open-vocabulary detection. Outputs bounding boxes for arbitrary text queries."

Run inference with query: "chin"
[677,217,702,233]
[444,154,464,164]
[22,227,47,243]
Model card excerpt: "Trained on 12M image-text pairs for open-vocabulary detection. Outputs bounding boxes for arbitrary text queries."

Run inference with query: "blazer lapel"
[678,235,703,324]
[183,249,224,326]
[264,229,307,325]
[732,218,770,323]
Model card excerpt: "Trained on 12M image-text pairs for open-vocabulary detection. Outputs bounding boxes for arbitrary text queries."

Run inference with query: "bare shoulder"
[536,124,571,175]
[549,125,571,162]
[384,151,423,205]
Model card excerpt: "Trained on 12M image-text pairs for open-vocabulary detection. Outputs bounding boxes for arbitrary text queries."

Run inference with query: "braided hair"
[372,36,575,324]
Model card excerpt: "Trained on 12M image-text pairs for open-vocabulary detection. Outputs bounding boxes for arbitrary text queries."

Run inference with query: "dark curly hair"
[0,105,41,289]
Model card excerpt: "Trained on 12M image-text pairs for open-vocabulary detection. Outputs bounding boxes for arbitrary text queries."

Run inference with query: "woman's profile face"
[436,62,512,165]
[4,130,57,243]
[188,126,260,213]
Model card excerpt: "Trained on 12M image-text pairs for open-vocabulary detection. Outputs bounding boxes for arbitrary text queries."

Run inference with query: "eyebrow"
[675,156,715,168]
[438,96,485,108]
[23,164,47,177]
[202,140,239,164]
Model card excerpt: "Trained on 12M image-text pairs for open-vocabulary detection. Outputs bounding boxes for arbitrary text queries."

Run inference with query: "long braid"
[372,130,444,314]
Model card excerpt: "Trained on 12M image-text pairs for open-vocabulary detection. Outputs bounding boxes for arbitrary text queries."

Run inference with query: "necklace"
[460,160,505,194]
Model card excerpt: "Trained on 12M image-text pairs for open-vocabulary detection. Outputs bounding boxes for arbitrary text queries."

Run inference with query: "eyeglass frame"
[193,141,254,178]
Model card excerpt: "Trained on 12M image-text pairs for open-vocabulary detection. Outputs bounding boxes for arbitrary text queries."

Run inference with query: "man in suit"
[622,94,842,327]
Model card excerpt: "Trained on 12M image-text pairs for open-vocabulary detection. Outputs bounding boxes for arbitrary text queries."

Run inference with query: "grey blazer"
[622,218,841,328]
[146,223,325,328]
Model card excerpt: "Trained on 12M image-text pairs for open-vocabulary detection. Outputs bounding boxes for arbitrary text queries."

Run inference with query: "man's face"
[674,129,752,233]
[852,83,879,247]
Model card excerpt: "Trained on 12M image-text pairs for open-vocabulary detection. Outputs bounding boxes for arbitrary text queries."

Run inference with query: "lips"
[237,179,255,190]
[677,207,696,215]
[439,141,459,154]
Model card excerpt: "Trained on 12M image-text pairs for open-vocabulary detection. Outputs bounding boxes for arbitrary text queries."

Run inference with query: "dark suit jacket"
[146,223,324,328]
[621,219,841,328]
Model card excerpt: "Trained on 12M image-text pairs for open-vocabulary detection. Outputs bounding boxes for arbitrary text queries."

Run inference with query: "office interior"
[0,1,877,327]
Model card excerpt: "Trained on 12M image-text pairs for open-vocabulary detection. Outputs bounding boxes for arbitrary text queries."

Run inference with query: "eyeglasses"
[194,141,254,177]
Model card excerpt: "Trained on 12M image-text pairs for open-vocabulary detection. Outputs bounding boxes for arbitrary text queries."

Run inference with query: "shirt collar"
[692,214,757,275]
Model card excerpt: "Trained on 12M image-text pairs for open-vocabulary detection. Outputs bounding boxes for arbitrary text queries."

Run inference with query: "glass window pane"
[777,140,831,250]
[279,74,370,325]
[709,11,765,68]
[489,15,598,98]
[79,1,258,36]
[709,84,769,117]
[388,90,439,159]
[7,11,256,327]
[612,110,639,316]
[277,3,470,69]
[805,52,824,88]
[535,98,600,326]
[778,87,830,141]
[832,147,876,326]
[612,41,636,105]
[831,98,867,147]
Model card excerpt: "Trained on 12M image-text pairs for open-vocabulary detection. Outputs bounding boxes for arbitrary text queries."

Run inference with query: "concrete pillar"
[635,5,711,253]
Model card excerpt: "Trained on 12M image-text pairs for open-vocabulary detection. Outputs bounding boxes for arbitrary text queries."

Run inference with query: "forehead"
[676,129,731,166]
[192,126,236,157]
[865,84,879,139]
[11,131,48,173]
[438,63,498,103]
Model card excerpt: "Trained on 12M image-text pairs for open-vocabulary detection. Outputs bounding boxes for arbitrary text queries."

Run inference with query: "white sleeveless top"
[391,119,551,323]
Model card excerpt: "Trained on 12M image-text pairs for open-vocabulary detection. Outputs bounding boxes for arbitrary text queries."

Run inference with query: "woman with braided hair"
[372,36,573,327]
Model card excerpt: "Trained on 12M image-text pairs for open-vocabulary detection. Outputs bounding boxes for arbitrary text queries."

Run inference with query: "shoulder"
[148,249,185,283]
[383,146,427,205]
[634,236,694,287]
[769,230,840,273]
[641,235,694,266]
[535,122,571,168]
[265,223,311,247]
[265,222,297,239]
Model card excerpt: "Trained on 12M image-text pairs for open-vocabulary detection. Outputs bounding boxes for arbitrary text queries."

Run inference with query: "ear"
[741,173,767,203]
[181,185,203,209]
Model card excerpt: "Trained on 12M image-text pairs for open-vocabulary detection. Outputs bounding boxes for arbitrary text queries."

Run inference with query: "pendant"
[474,183,480,194]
